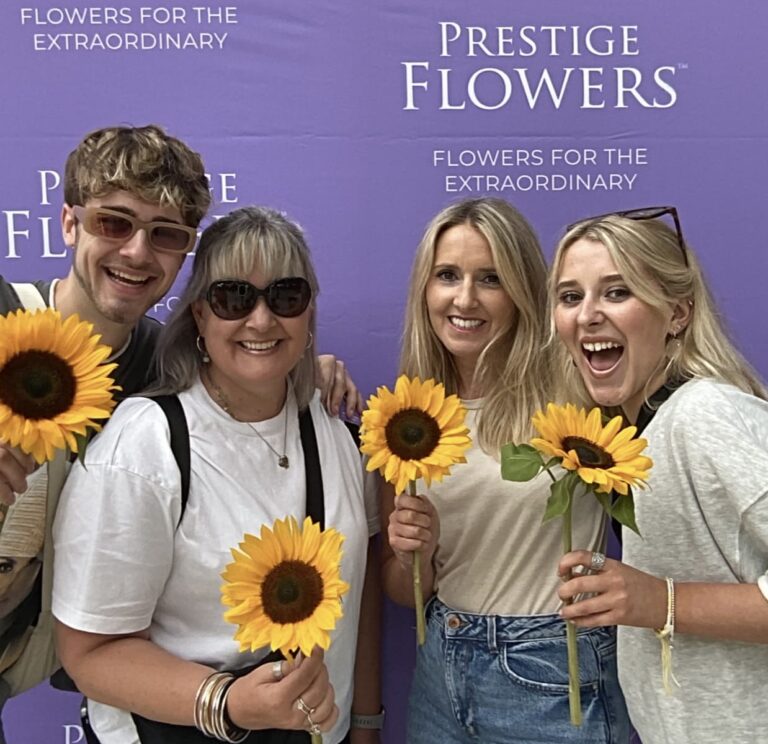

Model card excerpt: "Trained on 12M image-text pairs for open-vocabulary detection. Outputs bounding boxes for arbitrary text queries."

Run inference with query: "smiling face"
[192,267,311,413]
[553,238,690,423]
[426,223,516,394]
[61,190,188,327]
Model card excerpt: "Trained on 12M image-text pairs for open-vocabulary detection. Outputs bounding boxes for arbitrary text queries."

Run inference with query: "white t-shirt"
[52,379,378,744]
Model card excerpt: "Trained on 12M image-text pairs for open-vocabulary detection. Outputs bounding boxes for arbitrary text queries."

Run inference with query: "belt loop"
[487,615,497,652]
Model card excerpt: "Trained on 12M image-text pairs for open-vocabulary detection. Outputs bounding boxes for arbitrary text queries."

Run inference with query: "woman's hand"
[388,492,440,568]
[227,648,338,734]
[316,355,363,420]
[557,549,668,630]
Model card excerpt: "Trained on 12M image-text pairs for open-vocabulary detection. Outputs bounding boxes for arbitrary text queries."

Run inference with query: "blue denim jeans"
[407,598,630,744]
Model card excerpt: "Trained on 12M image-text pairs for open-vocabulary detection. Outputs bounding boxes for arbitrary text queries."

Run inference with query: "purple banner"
[1,1,766,741]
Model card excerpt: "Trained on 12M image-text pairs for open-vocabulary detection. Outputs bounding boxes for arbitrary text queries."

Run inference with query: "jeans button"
[446,614,461,629]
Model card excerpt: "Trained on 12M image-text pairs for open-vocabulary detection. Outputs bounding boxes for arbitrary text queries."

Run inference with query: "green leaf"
[611,491,641,535]
[593,491,614,517]
[74,431,91,470]
[542,476,573,522]
[500,442,543,482]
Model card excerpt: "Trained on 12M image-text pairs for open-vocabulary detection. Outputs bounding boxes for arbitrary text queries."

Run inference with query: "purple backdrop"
[1,1,767,742]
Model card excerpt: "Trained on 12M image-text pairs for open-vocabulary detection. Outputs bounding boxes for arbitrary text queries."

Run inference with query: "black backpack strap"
[298,408,325,529]
[151,395,191,522]
[343,420,360,447]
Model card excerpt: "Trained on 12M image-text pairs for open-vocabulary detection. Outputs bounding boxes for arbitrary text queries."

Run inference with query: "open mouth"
[582,340,624,373]
[105,267,152,287]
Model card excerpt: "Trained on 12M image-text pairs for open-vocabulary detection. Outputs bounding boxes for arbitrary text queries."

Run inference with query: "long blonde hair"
[549,214,766,405]
[400,198,555,453]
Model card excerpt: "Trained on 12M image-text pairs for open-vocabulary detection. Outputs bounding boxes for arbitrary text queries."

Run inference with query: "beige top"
[426,401,606,616]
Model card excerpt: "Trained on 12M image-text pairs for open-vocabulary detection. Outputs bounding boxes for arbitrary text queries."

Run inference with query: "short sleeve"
[52,399,182,635]
[674,383,768,579]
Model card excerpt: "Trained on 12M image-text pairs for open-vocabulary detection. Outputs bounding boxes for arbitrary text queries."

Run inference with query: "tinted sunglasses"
[206,278,312,320]
[72,205,198,254]
[567,205,688,267]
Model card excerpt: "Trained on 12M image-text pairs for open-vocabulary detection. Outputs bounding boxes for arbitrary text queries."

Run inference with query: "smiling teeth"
[450,317,483,329]
[108,268,149,284]
[582,341,621,352]
[240,340,279,351]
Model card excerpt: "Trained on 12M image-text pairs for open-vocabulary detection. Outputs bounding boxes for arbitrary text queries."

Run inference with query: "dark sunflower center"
[385,408,441,460]
[261,560,324,624]
[561,436,615,468]
[0,350,77,420]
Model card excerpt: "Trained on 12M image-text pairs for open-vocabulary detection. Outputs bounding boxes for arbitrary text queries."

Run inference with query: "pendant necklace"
[205,373,290,469]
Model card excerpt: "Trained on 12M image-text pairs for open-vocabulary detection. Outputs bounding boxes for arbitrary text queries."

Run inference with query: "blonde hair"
[150,206,318,409]
[400,198,555,453]
[64,124,211,226]
[549,214,766,405]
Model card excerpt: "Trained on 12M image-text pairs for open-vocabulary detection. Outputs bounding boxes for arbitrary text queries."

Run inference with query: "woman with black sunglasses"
[51,206,382,744]
[550,210,768,743]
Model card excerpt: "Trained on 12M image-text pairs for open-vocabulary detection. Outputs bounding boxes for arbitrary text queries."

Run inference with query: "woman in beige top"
[382,198,630,744]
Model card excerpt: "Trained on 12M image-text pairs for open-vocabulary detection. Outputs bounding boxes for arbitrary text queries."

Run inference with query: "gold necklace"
[204,373,290,469]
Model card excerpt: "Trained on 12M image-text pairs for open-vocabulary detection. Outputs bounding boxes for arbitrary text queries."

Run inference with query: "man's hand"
[0,443,36,505]
[316,355,363,420]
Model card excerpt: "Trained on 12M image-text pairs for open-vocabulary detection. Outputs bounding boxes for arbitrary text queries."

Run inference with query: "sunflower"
[0,309,119,463]
[531,403,652,495]
[221,516,349,657]
[360,375,471,495]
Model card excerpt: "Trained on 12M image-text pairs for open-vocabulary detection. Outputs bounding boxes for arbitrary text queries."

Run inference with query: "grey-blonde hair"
[149,206,319,408]
[549,214,766,406]
[400,197,555,453]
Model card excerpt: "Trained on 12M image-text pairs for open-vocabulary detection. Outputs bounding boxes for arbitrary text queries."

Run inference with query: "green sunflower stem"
[562,501,582,727]
[409,480,427,646]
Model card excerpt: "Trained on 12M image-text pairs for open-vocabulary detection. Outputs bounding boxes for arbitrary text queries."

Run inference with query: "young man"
[0,124,213,734]
[0,124,212,504]
[0,125,360,732]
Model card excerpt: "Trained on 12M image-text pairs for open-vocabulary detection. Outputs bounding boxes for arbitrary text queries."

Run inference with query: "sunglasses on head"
[206,278,312,320]
[72,205,198,254]
[567,205,688,267]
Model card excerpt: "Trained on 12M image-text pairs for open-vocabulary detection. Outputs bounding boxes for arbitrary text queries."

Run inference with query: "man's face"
[62,190,189,326]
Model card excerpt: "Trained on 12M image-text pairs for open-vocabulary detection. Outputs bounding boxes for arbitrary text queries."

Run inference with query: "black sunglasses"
[72,205,197,254]
[567,206,688,267]
[206,278,311,320]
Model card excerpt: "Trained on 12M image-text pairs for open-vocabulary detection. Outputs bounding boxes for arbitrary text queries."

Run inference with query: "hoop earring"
[196,334,210,363]
[304,331,314,352]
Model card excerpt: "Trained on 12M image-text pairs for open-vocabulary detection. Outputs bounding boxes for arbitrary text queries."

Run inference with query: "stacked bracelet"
[194,671,248,743]
[653,577,681,695]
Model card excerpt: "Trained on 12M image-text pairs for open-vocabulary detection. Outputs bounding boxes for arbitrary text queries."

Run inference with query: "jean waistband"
[427,597,586,649]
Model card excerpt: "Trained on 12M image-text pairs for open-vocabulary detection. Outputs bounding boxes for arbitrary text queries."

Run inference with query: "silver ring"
[271,660,284,681]
[297,697,315,716]
[590,551,606,572]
